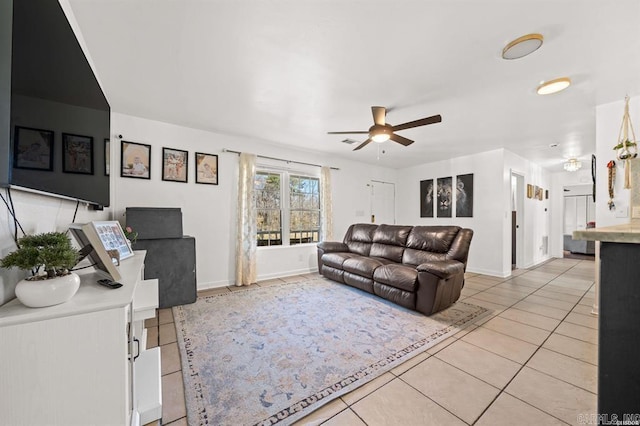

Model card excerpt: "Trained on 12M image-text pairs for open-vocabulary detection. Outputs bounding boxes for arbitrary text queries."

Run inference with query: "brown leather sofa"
[317,224,474,316]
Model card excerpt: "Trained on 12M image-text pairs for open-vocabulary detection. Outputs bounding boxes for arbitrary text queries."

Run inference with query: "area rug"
[173,276,490,426]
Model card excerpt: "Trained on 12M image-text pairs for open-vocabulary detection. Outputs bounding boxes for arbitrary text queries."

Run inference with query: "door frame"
[511,170,525,269]
[370,180,396,224]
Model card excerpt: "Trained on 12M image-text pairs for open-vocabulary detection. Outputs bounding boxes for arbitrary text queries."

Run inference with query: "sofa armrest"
[416,260,464,280]
[317,241,349,253]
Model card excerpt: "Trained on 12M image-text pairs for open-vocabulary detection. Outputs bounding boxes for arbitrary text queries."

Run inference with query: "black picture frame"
[13,126,54,171]
[121,140,151,179]
[436,177,453,218]
[162,147,188,183]
[195,152,218,185]
[62,133,94,175]
[455,173,474,217]
[105,139,110,176]
[419,179,434,218]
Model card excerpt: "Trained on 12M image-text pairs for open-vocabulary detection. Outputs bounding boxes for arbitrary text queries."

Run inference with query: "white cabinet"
[0,251,161,426]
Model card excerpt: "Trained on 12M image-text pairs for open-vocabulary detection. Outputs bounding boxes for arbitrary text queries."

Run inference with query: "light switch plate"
[616,206,629,218]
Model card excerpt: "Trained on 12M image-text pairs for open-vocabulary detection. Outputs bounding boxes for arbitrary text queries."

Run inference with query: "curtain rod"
[222,149,340,170]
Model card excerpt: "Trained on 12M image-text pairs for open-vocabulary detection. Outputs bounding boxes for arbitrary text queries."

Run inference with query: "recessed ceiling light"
[502,33,544,60]
[537,77,571,95]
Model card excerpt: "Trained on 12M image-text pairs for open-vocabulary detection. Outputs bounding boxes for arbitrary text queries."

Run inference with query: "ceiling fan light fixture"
[537,77,571,95]
[372,133,390,143]
[502,33,544,60]
[564,158,582,172]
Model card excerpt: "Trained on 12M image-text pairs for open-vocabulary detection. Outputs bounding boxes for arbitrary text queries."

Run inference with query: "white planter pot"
[15,272,81,308]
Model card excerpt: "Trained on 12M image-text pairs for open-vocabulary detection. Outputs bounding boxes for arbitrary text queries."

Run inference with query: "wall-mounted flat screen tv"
[1,0,111,207]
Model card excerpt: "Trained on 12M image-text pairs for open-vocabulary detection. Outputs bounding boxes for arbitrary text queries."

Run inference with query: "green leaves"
[0,232,79,278]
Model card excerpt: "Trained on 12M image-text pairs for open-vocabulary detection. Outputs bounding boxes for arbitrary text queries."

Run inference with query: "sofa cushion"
[322,252,358,269]
[343,256,392,278]
[406,226,460,253]
[402,249,447,267]
[345,224,378,256]
[372,224,413,246]
[373,264,418,292]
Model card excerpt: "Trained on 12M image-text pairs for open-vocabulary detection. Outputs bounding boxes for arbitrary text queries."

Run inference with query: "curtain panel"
[235,153,257,286]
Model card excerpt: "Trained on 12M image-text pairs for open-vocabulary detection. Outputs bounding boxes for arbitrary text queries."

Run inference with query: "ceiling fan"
[328,106,442,151]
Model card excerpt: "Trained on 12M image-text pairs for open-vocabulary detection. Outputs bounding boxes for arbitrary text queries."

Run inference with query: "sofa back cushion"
[402,226,460,266]
[369,224,413,263]
[344,223,378,256]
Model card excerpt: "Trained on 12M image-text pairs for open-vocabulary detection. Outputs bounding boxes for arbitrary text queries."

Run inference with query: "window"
[255,170,320,246]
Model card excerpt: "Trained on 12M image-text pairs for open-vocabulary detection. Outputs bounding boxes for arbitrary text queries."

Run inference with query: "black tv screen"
[3,0,110,206]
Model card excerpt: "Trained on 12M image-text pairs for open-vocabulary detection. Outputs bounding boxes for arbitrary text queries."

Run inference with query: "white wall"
[395,149,506,276]
[111,112,397,288]
[503,150,552,271]
[595,96,640,227]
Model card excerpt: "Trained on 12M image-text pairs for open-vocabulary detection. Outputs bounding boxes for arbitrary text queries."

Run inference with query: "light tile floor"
[145,258,597,425]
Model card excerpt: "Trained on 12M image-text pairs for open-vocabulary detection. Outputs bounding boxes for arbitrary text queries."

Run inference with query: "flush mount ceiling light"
[564,158,582,172]
[537,77,572,95]
[502,33,544,60]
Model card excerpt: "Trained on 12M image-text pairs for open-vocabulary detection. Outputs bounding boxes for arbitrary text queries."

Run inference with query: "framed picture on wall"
[121,140,151,179]
[104,139,110,176]
[62,133,94,175]
[436,177,452,218]
[456,173,473,217]
[419,179,434,218]
[195,152,218,185]
[162,147,188,183]
[13,125,54,171]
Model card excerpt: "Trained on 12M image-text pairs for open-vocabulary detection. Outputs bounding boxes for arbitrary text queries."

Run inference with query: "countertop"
[573,223,640,244]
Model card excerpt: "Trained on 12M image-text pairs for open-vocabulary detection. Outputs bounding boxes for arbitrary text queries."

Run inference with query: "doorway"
[511,171,525,269]
[370,180,396,224]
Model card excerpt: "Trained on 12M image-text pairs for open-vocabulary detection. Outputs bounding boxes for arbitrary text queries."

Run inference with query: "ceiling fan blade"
[353,138,373,151]
[327,131,369,135]
[392,114,442,132]
[390,133,414,146]
[372,106,386,126]
[327,130,369,135]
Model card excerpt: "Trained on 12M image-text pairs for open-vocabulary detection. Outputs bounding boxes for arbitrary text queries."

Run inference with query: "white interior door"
[370,181,395,224]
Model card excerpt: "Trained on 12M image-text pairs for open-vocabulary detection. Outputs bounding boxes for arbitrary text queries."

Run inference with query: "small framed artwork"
[162,147,188,183]
[436,176,452,218]
[62,133,94,174]
[456,173,474,217]
[121,140,151,179]
[526,184,533,199]
[419,179,434,218]
[104,139,110,176]
[545,189,549,200]
[13,125,54,171]
[195,152,218,185]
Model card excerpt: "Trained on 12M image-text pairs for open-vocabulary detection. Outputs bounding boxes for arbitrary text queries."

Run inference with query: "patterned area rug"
[173,276,490,426]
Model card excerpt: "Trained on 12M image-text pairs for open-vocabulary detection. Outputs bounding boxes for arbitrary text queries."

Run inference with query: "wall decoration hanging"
[419,179,434,218]
[436,177,452,218]
[62,133,93,175]
[614,95,637,188]
[162,147,188,183]
[607,160,616,210]
[121,140,151,179]
[13,126,54,171]
[526,184,534,199]
[195,152,218,185]
[455,173,473,217]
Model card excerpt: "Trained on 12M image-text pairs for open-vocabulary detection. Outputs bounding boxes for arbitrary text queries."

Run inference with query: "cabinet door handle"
[133,337,140,361]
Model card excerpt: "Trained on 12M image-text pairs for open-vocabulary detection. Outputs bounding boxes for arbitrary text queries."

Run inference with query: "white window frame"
[256,166,321,248]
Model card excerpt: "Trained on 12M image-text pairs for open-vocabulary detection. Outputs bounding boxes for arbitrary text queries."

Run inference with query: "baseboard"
[466,266,510,278]
[196,267,320,291]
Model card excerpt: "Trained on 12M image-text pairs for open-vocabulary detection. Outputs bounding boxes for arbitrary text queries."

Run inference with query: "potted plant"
[0,232,81,308]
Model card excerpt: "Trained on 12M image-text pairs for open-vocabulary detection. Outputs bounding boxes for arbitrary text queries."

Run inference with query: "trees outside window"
[255,171,320,246]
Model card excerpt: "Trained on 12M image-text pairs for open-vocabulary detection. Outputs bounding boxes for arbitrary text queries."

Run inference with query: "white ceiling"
[68,0,640,171]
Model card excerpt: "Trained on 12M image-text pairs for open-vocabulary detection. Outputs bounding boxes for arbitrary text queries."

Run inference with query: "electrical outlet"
[633,206,640,219]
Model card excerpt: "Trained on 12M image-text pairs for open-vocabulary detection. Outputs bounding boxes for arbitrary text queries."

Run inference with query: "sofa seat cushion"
[373,264,418,292]
[342,256,393,279]
[322,252,358,269]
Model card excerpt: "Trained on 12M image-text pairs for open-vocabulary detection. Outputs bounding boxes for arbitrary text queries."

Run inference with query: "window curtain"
[235,152,257,286]
[320,166,334,241]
